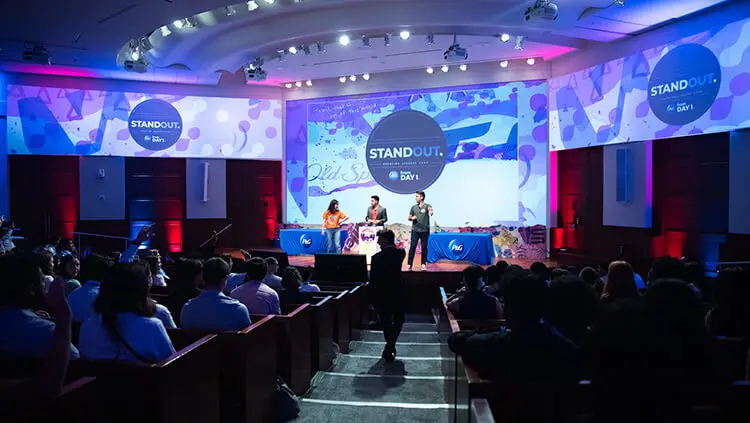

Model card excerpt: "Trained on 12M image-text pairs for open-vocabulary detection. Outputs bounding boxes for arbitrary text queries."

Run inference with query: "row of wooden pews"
[4,282,370,423]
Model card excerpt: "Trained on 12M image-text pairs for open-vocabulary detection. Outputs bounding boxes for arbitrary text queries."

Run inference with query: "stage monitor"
[314,254,368,283]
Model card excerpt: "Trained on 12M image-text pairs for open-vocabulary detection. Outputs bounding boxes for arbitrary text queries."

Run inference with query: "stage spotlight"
[362,73,370,81]
[338,35,350,46]
[303,45,311,56]
[160,26,171,37]
[263,0,275,4]
[384,34,391,47]
[247,1,259,11]
[349,75,357,82]
[305,80,313,86]
[500,33,511,43]
[130,49,140,61]
[426,67,434,74]
[339,76,346,83]
[225,5,237,16]
[441,65,449,73]
[614,0,625,5]
[288,46,297,55]
[426,33,435,45]
[500,60,509,68]
[361,35,371,48]
[295,81,302,87]
[316,41,326,53]
[515,36,524,50]
[459,64,467,71]
[276,50,286,62]
[173,19,185,29]
[527,57,536,65]
[399,30,410,40]
[285,83,293,89]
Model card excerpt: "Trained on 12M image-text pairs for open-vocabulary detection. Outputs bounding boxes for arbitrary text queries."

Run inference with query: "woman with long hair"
[57,254,81,297]
[602,261,639,303]
[78,262,175,363]
[321,199,349,254]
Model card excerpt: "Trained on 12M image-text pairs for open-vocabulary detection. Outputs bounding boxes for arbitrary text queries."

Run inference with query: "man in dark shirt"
[369,229,406,362]
[407,190,434,271]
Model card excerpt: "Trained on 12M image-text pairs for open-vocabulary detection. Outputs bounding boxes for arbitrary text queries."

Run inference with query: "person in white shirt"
[146,254,168,288]
[262,257,283,291]
[181,258,252,331]
[231,257,281,315]
[298,266,321,293]
[78,262,176,363]
[68,253,113,322]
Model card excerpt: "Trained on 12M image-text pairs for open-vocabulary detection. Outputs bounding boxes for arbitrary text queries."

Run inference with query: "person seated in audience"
[138,261,177,329]
[578,266,600,288]
[180,258,251,331]
[163,258,203,326]
[529,261,550,281]
[278,266,312,308]
[0,217,16,255]
[447,265,503,319]
[546,274,600,350]
[482,262,506,298]
[146,254,168,288]
[0,254,80,359]
[35,249,56,292]
[231,257,281,315]
[550,267,570,281]
[705,267,750,340]
[648,256,685,287]
[448,273,581,383]
[68,253,113,322]
[0,275,74,406]
[601,261,639,304]
[298,266,321,293]
[56,254,81,296]
[684,261,706,299]
[78,262,175,363]
[55,238,78,257]
[262,257,283,291]
[222,250,253,294]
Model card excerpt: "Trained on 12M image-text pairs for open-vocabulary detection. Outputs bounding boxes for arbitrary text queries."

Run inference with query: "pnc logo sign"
[128,99,183,151]
[300,234,313,248]
[449,239,465,257]
[647,43,721,126]
[366,110,447,194]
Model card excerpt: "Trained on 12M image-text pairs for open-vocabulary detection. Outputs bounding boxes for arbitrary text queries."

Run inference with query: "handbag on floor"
[275,376,300,422]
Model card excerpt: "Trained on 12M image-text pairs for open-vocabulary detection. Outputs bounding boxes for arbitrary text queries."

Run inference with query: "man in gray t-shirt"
[407,191,434,271]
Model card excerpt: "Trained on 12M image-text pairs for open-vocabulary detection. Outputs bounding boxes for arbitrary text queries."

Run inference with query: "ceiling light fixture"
[263,0,275,4]
[426,67,434,74]
[339,76,346,83]
[295,81,302,87]
[459,64,467,71]
[500,60,509,68]
[515,36,524,50]
[527,57,536,65]
[225,5,237,16]
[160,26,171,37]
[361,35,371,48]
[305,80,313,86]
[500,33,511,43]
[441,65,449,73]
[349,75,357,82]
[426,33,435,45]
[384,34,391,47]
[614,0,625,5]
[247,1,259,11]
[173,19,185,29]
[316,41,326,53]
[362,73,370,81]
[338,35,351,46]
[285,83,293,89]
[288,46,297,55]
[399,30,410,40]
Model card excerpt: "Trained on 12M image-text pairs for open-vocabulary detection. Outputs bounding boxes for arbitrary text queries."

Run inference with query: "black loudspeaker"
[247,249,290,270]
[314,254,368,283]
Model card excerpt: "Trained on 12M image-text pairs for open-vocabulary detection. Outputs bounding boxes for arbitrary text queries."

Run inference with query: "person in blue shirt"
[181,257,252,332]
[0,254,80,359]
[78,262,175,363]
[68,253,113,322]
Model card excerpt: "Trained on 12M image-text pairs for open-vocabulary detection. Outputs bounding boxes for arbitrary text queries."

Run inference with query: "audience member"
[221,254,246,294]
[146,255,167,288]
[705,267,750,339]
[181,258,251,331]
[278,266,311,308]
[57,254,81,296]
[447,265,502,319]
[36,249,55,292]
[448,273,581,383]
[648,256,686,287]
[299,266,321,293]
[67,253,113,322]
[684,261,706,299]
[482,263,506,298]
[529,261,550,281]
[0,254,80,359]
[369,229,407,362]
[78,263,175,363]
[231,257,281,315]
[602,261,638,303]
[578,266,599,287]
[163,258,203,326]
[55,238,78,257]
[262,257,283,291]
[550,267,570,281]
[546,274,600,349]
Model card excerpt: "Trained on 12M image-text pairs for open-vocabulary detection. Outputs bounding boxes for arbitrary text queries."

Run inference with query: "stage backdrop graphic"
[549,16,750,151]
[5,85,282,159]
[285,81,548,259]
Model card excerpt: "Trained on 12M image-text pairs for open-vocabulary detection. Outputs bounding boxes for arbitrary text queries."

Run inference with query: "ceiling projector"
[244,66,268,82]
[524,0,559,21]
[444,43,468,62]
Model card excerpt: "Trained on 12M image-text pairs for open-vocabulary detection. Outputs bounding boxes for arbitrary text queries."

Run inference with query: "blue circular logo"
[448,239,465,257]
[648,44,721,126]
[300,234,313,249]
[366,110,447,194]
[128,99,183,151]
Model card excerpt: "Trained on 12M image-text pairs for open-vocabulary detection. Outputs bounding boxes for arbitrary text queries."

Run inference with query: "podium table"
[427,232,495,265]
[279,228,349,255]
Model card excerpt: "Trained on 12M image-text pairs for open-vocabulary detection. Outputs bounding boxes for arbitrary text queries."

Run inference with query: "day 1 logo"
[128,99,183,151]
[366,110,447,195]
[300,234,313,248]
[449,239,465,257]
[647,43,721,126]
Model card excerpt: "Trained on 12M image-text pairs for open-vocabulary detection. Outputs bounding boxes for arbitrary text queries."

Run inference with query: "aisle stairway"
[293,315,464,423]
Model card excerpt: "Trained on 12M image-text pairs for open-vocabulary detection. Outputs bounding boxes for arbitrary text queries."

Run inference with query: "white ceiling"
[0,0,735,85]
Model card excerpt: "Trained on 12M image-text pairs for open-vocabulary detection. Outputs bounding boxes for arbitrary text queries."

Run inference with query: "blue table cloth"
[427,232,495,265]
[280,229,349,255]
